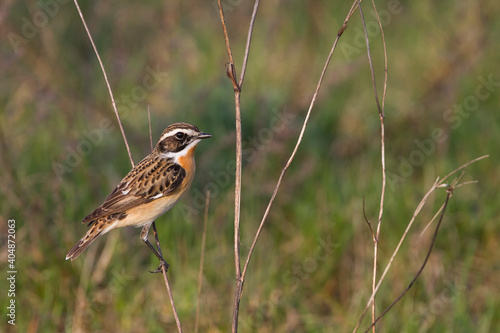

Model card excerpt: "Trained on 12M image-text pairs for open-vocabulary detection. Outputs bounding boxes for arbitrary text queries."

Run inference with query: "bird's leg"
[151,222,169,273]
[141,222,169,273]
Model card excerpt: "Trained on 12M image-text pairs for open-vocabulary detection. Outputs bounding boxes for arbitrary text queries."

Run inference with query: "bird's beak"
[197,132,212,139]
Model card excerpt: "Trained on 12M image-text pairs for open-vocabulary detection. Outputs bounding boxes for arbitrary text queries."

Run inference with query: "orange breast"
[177,145,197,191]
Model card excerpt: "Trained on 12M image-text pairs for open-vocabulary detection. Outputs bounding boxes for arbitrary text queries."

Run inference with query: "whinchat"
[66,122,211,270]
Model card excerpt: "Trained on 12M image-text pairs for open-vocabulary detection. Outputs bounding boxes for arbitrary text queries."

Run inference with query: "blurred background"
[1,0,499,332]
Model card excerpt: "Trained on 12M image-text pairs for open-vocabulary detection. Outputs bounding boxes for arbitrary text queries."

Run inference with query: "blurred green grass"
[1,0,500,332]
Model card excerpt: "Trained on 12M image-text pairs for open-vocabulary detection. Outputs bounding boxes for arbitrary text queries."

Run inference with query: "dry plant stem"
[218,1,235,68]
[151,222,183,333]
[217,0,241,276]
[364,188,453,332]
[161,270,183,333]
[73,2,182,330]
[238,0,371,305]
[371,118,385,330]
[353,178,448,333]
[72,0,134,168]
[240,7,353,288]
[216,4,364,326]
[355,0,388,329]
[216,1,260,332]
[218,2,242,325]
[420,202,447,236]
[238,0,260,88]
[356,0,383,117]
[231,90,243,333]
[420,179,477,236]
[195,190,211,333]
[352,155,489,333]
[217,2,242,329]
[362,196,376,240]
[370,0,388,110]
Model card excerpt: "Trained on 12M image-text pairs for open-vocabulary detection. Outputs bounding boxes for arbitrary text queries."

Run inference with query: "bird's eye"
[175,132,186,140]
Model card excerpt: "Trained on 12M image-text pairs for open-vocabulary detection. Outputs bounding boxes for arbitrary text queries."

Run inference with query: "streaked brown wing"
[82,155,186,224]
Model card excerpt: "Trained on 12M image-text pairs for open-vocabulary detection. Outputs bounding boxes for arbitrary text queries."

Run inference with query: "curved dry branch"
[72,0,134,168]
[72,2,182,331]
[240,0,356,297]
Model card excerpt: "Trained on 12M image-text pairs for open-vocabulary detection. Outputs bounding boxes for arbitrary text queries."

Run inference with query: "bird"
[65,122,211,271]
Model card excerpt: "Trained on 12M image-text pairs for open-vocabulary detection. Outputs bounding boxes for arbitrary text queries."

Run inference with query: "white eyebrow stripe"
[159,128,198,142]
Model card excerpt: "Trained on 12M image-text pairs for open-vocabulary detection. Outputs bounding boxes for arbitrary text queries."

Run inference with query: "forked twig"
[217,2,242,330]
[352,155,488,332]
[362,196,376,242]
[363,186,454,332]
[354,0,388,329]
[72,0,134,168]
[216,1,260,331]
[365,171,477,331]
[420,173,478,236]
[219,2,364,331]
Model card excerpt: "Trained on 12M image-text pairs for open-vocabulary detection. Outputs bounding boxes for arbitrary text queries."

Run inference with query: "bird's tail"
[66,219,114,261]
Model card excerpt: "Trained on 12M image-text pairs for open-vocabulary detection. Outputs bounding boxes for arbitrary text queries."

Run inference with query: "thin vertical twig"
[161,267,183,333]
[354,0,388,330]
[72,0,134,168]
[355,0,383,117]
[231,90,243,333]
[195,190,211,333]
[217,1,243,326]
[216,1,260,331]
[151,222,183,333]
[217,0,242,329]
